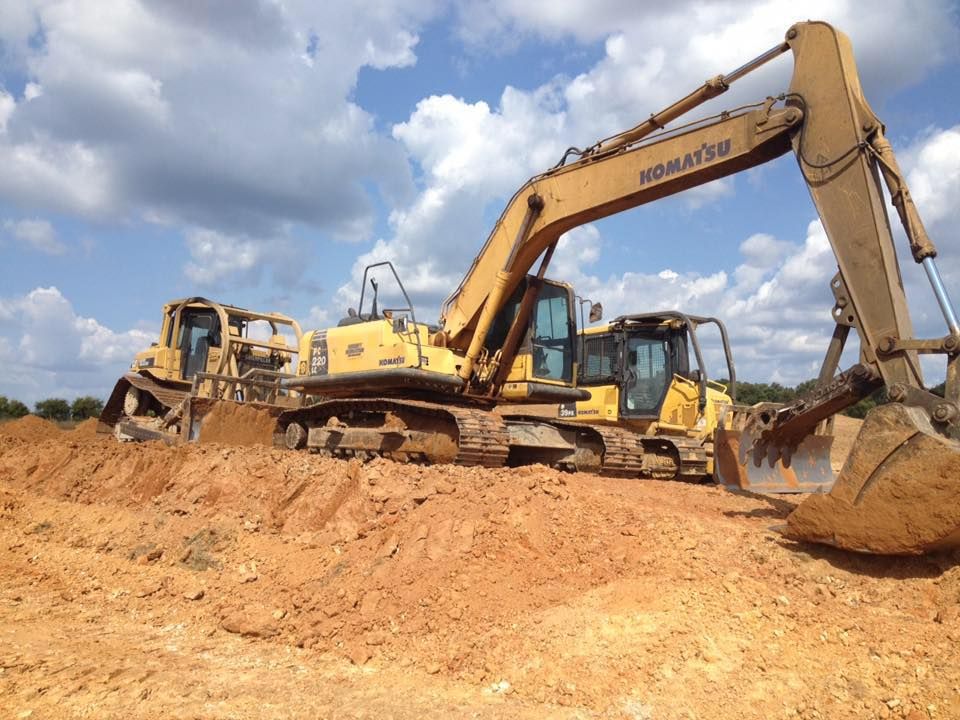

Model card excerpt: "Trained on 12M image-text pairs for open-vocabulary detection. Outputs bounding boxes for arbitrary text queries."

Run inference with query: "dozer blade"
[714,426,835,494]
[783,403,960,555]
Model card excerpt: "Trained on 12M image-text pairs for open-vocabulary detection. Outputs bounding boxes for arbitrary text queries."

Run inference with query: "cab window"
[532,284,573,382]
[624,335,670,414]
[580,333,618,384]
[178,311,218,379]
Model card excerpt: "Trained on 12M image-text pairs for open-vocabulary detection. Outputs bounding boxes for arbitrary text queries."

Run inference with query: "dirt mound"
[198,401,278,446]
[0,414,63,441]
[2,427,959,718]
[71,418,100,437]
[830,414,862,471]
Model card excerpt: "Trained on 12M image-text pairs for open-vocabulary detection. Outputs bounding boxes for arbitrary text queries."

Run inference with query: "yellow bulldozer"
[99,297,302,443]
[504,311,834,492]
[262,21,960,555]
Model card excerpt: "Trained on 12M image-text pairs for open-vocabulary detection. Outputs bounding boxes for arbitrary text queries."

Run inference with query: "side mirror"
[588,302,603,323]
[392,315,409,333]
[690,369,703,383]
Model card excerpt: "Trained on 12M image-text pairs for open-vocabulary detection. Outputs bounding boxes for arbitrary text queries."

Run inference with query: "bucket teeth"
[714,426,835,494]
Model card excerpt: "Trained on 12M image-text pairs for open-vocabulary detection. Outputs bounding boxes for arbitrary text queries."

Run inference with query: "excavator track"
[277,398,510,468]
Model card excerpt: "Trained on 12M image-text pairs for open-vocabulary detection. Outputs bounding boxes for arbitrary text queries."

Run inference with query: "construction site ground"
[0,415,957,720]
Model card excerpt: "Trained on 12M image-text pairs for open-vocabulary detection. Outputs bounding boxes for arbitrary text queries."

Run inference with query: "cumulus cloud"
[334,0,957,324]
[0,287,155,405]
[0,0,433,264]
[3,218,66,255]
[182,226,316,292]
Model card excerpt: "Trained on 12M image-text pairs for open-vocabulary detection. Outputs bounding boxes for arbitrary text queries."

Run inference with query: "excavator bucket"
[714,403,835,494]
[782,403,960,555]
[714,426,835,494]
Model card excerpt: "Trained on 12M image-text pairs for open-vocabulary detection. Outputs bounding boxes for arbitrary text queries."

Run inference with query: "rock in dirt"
[135,580,164,598]
[183,587,205,601]
[220,607,280,638]
[347,643,373,666]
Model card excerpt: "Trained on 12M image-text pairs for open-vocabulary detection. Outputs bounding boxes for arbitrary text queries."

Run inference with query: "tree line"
[721,379,947,419]
[0,395,104,422]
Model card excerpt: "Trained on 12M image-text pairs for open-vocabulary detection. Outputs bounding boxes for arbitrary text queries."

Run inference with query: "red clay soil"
[0,414,63,441]
[71,417,100,437]
[197,401,279,446]
[0,428,958,719]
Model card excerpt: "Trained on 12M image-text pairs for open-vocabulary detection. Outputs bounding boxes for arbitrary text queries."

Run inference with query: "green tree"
[34,398,71,422]
[0,396,30,419]
[71,396,104,420]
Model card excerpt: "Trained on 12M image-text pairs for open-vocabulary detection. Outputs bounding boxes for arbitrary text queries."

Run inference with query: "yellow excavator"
[232,21,960,554]
[99,297,302,442]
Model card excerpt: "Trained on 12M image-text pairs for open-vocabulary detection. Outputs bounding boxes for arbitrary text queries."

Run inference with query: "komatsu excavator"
[271,21,959,555]
[99,297,302,442]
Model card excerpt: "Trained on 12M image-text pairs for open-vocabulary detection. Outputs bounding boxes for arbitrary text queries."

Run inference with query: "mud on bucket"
[783,402,960,555]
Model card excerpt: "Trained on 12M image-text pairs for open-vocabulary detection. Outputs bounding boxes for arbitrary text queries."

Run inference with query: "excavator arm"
[436,21,960,554]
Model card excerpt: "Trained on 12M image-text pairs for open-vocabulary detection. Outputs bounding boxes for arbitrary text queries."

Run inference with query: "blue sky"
[0,0,958,404]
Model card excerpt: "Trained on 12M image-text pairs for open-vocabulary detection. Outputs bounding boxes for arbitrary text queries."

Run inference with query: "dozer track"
[574,423,708,480]
[277,398,510,468]
[99,372,190,435]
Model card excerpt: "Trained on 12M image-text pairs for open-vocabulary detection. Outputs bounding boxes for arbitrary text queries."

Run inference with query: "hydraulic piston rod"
[922,257,960,335]
[593,41,789,156]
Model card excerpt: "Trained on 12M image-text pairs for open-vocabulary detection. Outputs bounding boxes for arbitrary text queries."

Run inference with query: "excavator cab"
[489,276,584,401]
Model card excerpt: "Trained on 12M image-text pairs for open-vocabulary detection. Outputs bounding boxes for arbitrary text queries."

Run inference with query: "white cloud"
[903,126,960,229]
[0,90,14,133]
[3,218,66,255]
[0,138,116,217]
[333,1,957,333]
[0,0,434,268]
[182,226,313,291]
[0,287,154,404]
[184,228,265,286]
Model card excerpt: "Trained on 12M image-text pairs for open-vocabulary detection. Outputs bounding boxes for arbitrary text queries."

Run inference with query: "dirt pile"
[1,428,959,718]
[830,414,862,471]
[0,414,63,441]
[198,401,278,446]
[71,417,100,437]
